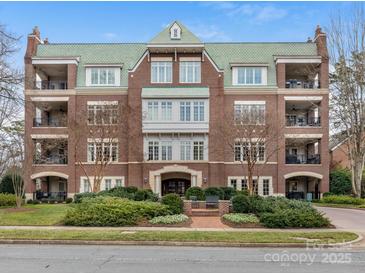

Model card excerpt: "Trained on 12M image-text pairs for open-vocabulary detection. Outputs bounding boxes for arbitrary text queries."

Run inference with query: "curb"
[0,233,362,248]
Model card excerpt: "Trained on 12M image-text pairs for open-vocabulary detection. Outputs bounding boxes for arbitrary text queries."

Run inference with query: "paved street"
[0,244,364,272]
[316,207,365,231]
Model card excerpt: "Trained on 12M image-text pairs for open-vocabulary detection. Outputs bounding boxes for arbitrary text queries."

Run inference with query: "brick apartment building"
[24,21,329,200]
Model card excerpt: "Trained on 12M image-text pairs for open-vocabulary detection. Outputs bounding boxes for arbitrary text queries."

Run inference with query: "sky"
[0,1,359,69]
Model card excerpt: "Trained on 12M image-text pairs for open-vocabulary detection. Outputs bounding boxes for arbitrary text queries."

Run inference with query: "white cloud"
[209,2,288,24]
[189,24,231,42]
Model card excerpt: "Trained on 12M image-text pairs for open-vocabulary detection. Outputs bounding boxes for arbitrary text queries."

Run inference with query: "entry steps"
[191,208,219,217]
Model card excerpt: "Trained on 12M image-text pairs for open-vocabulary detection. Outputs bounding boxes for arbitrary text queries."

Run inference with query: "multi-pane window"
[193,102,204,121]
[147,102,159,121]
[90,68,117,86]
[148,141,159,161]
[234,104,265,124]
[87,142,118,162]
[233,67,265,85]
[161,141,172,160]
[263,179,270,196]
[151,62,172,83]
[180,141,191,160]
[253,179,258,195]
[115,179,123,188]
[180,61,201,83]
[105,179,112,191]
[87,104,119,125]
[83,179,91,193]
[193,141,204,160]
[230,179,237,190]
[161,102,172,121]
[241,179,247,191]
[180,102,191,121]
[234,142,265,162]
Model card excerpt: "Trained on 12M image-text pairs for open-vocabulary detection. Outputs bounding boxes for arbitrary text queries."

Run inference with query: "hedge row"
[185,186,237,200]
[64,197,170,226]
[0,193,16,207]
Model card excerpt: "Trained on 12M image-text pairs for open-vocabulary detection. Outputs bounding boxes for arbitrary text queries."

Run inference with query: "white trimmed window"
[147,101,159,121]
[180,141,191,160]
[148,141,159,160]
[80,177,125,192]
[161,102,172,121]
[87,103,119,125]
[86,67,120,86]
[180,102,191,121]
[234,142,265,162]
[115,179,123,187]
[161,141,173,160]
[83,179,91,193]
[151,61,172,83]
[105,179,112,191]
[232,67,267,85]
[193,102,204,121]
[234,103,265,125]
[180,61,201,83]
[193,141,204,160]
[228,176,273,196]
[87,142,118,162]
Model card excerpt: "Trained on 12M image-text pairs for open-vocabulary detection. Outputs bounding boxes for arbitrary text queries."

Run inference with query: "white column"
[155,175,161,197]
[191,175,197,187]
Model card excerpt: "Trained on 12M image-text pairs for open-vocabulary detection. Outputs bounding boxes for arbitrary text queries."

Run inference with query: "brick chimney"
[314,25,329,88]
[24,26,42,90]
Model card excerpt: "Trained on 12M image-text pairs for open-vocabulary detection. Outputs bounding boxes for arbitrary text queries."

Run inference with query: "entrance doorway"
[162,179,191,196]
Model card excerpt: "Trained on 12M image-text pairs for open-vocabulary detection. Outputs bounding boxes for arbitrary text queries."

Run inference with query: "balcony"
[33,101,68,128]
[35,80,68,90]
[285,138,321,165]
[285,100,321,127]
[284,63,320,89]
[33,139,68,165]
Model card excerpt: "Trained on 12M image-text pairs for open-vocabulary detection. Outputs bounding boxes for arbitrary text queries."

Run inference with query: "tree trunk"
[352,157,364,198]
[15,196,22,209]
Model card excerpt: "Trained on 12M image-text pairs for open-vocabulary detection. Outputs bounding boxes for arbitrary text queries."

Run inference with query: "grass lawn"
[0,204,70,226]
[0,230,357,244]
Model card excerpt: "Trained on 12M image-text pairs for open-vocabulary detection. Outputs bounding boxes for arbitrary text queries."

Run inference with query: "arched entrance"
[161,172,191,196]
[149,165,202,196]
[30,172,68,201]
[284,172,322,200]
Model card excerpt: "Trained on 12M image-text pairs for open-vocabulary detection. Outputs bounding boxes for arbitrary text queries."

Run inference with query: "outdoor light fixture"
[203,177,207,184]
[144,177,148,184]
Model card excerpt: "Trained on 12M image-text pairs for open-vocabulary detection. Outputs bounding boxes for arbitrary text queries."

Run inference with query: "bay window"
[234,142,265,162]
[87,103,119,125]
[234,103,265,125]
[87,67,119,86]
[87,142,118,162]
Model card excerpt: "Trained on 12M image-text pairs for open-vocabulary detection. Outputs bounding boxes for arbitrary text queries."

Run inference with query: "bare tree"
[215,106,280,195]
[328,5,365,197]
[2,120,24,208]
[72,102,125,193]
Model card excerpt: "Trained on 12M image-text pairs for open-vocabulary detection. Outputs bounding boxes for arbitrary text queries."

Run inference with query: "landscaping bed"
[0,229,357,245]
[221,213,263,228]
[139,214,192,227]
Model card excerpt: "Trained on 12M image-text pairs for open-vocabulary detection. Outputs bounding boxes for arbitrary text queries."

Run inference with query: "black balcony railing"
[33,155,68,165]
[286,116,321,127]
[33,117,67,127]
[285,154,321,164]
[35,80,68,90]
[285,80,319,89]
[33,191,67,201]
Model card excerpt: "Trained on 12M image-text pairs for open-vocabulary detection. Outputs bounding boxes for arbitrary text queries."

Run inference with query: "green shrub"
[149,214,189,225]
[26,199,33,204]
[134,189,157,201]
[49,200,56,204]
[0,174,15,194]
[323,192,334,197]
[33,200,40,204]
[185,187,205,200]
[232,194,250,213]
[65,198,73,204]
[220,187,237,200]
[259,208,330,228]
[330,169,352,195]
[124,186,139,193]
[321,195,365,205]
[222,213,259,224]
[0,193,16,207]
[74,192,98,203]
[106,187,135,200]
[64,197,170,226]
[161,194,183,214]
[204,187,225,200]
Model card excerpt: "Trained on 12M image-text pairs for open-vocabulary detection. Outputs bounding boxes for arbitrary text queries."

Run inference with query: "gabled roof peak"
[148,21,202,45]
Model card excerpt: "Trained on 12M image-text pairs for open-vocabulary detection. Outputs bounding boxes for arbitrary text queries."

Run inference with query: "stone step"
[191,209,220,216]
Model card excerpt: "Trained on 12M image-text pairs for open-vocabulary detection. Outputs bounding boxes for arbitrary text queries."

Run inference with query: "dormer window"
[170,22,181,40]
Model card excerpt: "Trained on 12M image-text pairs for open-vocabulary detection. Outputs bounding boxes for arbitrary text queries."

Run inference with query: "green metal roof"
[149,21,202,45]
[36,43,146,87]
[35,23,318,88]
[204,42,318,86]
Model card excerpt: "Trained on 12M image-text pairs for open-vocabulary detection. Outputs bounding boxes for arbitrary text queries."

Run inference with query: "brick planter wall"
[218,200,230,216]
[183,200,192,216]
